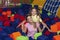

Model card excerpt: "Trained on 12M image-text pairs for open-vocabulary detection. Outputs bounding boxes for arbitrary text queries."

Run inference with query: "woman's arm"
[41,21,52,32]
[38,16,52,32]
[17,20,26,28]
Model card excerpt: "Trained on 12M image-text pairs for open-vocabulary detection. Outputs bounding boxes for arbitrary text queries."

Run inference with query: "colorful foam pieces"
[3,20,10,26]
[32,0,46,9]
[34,32,42,40]
[0,16,3,21]
[10,14,14,22]
[2,11,7,16]
[6,10,11,17]
[53,35,60,40]
[3,15,9,21]
[51,24,58,32]
[44,31,50,36]
[14,14,20,19]
[10,32,21,40]
[19,15,25,21]
[16,36,29,40]
[56,7,60,18]
[0,8,3,13]
[56,22,60,31]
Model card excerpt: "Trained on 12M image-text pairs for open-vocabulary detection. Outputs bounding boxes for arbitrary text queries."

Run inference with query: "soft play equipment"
[32,0,46,9]
[56,6,60,18]
[51,24,58,32]
[2,11,7,16]
[10,14,14,22]
[6,10,11,17]
[37,35,49,40]
[16,36,29,40]
[53,35,60,40]
[10,32,21,40]
[34,32,42,40]
[0,1,60,40]
[51,22,60,32]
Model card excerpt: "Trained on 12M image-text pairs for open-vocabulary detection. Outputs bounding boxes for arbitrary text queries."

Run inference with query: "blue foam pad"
[4,37,13,40]
[37,35,49,40]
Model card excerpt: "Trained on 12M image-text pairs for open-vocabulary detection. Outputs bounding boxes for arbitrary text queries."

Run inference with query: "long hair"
[29,7,40,16]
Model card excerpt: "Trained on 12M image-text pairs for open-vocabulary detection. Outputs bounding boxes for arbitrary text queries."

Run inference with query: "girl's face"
[27,16,33,23]
[31,9,37,16]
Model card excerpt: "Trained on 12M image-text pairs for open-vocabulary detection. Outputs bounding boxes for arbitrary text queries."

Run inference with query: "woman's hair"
[25,14,31,21]
[29,7,40,16]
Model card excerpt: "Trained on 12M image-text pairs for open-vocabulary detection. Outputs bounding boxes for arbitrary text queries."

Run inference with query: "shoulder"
[25,23,29,28]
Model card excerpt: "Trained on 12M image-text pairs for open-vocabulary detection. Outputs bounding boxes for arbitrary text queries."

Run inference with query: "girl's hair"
[29,7,40,16]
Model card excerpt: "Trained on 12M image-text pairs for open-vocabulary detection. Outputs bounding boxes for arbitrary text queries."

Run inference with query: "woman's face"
[27,16,33,23]
[31,9,37,16]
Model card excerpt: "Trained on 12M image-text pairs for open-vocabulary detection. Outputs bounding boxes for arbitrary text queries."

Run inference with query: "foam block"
[10,32,21,40]
[34,32,42,40]
[16,36,29,40]
[53,35,60,40]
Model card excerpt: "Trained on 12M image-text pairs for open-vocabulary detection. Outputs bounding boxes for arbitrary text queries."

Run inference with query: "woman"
[17,7,52,32]
[22,15,42,40]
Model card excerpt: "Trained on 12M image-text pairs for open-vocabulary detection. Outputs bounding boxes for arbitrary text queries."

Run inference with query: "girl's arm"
[17,20,26,28]
[36,22,42,32]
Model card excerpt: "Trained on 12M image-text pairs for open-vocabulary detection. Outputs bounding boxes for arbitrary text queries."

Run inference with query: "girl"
[22,15,42,40]
[17,7,51,32]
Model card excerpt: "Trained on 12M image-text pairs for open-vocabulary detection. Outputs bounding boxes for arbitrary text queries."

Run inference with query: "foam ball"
[57,31,60,35]
[16,36,29,40]
[34,32,42,39]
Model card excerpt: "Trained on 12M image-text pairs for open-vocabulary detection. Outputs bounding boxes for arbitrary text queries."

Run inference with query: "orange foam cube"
[51,24,58,32]
[53,35,60,40]
[10,32,21,40]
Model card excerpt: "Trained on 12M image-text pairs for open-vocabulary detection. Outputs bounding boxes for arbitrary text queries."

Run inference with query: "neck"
[29,22,34,25]
[32,14,37,16]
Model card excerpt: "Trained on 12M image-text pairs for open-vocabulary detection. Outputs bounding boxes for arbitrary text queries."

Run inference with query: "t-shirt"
[25,22,40,38]
[31,15,42,22]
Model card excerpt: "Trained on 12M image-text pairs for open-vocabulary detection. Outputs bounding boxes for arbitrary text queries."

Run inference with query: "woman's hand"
[17,20,26,28]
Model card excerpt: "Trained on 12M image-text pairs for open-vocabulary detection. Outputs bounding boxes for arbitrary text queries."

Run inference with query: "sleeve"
[36,22,40,28]
[25,23,28,28]
[37,16,42,22]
